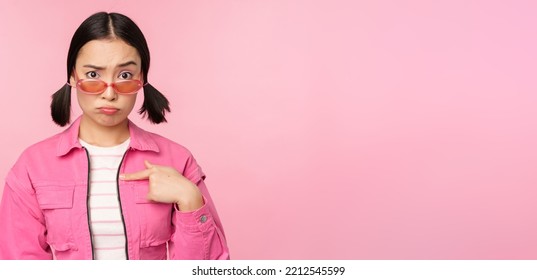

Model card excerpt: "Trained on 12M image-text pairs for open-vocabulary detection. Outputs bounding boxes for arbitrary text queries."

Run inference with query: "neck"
[79,116,130,147]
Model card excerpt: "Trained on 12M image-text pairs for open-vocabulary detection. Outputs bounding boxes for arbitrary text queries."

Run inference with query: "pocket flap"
[35,185,75,209]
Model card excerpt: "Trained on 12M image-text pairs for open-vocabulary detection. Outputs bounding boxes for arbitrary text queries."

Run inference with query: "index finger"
[119,169,151,181]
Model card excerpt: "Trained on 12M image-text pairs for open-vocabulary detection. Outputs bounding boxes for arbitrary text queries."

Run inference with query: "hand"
[119,160,204,212]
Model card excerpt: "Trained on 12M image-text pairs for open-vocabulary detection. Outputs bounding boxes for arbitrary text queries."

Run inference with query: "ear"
[68,70,76,86]
[140,71,146,84]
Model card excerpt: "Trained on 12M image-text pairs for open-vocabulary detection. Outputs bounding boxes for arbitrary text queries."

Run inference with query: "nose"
[101,83,117,101]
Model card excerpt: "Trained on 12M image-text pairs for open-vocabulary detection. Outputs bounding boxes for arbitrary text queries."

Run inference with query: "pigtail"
[139,83,170,124]
[50,83,72,127]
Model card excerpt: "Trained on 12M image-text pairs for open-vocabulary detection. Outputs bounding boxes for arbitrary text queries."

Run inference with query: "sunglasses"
[71,71,145,95]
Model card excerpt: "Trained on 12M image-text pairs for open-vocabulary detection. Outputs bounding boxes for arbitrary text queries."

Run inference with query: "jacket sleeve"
[0,170,52,259]
[168,156,230,260]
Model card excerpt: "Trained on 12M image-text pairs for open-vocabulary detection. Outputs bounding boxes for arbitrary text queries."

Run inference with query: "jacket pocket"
[131,182,173,249]
[34,184,77,251]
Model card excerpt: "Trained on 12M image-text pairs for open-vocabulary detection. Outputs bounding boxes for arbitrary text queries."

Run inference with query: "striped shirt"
[80,138,130,260]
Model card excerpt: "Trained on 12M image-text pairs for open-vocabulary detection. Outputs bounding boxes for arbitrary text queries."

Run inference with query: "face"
[70,39,142,128]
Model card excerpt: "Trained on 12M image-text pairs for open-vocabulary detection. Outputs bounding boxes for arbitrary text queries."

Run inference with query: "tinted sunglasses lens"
[114,80,142,94]
[78,80,106,94]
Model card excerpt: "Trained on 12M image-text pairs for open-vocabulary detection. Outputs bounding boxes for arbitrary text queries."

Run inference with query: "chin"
[91,114,128,127]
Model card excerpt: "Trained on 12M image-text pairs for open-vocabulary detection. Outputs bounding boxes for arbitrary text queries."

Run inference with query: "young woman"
[0,12,229,260]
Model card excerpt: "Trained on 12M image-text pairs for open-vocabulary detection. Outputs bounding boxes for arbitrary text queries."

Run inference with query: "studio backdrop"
[0,0,536,259]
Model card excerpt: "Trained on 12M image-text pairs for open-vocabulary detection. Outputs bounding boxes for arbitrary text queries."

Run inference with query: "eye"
[118,71,133,80]
[85,71,99,79]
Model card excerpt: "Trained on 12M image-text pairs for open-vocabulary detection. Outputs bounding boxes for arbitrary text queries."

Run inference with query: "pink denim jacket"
[0,117,229,260]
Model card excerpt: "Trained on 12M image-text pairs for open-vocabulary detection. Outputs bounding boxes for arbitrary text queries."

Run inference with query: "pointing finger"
[119,168,152,181]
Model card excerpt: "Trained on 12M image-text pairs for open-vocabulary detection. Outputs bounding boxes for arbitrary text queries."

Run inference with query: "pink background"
[1,0,536,259]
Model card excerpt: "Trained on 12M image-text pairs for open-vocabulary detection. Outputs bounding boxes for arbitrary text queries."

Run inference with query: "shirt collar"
[56,116,159,156]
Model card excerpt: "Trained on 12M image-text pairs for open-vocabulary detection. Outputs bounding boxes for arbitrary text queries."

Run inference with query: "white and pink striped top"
[80,138,130,260]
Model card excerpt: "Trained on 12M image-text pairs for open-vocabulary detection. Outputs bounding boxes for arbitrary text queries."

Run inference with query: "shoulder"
[138,127,194,157]
[7,132,64,191]
[139,129,205,181]
[18,132,63,161]
[129,120,194,156]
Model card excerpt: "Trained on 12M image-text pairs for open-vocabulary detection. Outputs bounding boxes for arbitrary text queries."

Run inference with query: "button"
[200,215,207,223]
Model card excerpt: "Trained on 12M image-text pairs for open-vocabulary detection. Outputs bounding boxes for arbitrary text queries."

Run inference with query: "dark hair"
[51,12,170,126]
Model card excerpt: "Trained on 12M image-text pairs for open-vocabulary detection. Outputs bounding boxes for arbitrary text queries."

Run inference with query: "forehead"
[76,39,141,67]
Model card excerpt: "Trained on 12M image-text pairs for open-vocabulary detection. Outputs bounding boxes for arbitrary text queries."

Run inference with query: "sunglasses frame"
[70,70,145,95]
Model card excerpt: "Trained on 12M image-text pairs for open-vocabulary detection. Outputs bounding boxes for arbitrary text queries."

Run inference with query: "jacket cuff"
[174,196,213,232]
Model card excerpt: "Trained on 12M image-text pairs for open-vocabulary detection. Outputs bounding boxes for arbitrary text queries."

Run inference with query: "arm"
[120,159,230,259]
[169,175,230,260]
[0,171,52,259]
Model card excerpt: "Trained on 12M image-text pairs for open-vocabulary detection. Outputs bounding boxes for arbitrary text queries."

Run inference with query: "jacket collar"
[56,116,159,156]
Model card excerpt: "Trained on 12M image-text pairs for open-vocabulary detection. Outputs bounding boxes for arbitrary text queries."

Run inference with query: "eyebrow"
[82,61,138,70]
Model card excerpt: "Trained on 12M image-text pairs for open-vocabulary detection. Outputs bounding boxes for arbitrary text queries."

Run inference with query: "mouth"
[98,107,120,115]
